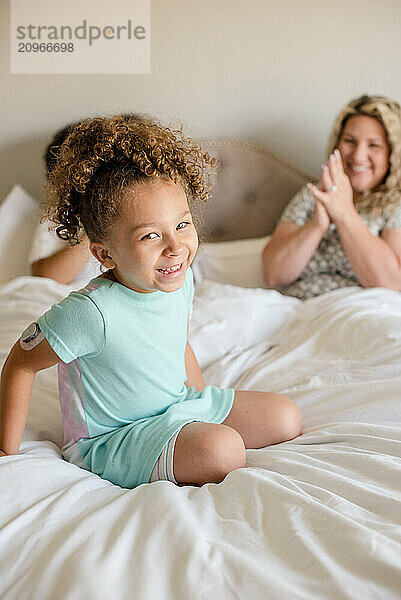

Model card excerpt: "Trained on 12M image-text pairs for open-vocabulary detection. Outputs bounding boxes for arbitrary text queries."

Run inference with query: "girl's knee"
[207,425,246,479]
[255,392,302,445]
[175,423,246,485]
[277,394,302,441]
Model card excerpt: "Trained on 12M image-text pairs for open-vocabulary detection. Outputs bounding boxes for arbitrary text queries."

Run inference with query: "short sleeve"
[37,291,105,363]
[28,220,65,265]
[384,200,401,229]
[278,186,315,226]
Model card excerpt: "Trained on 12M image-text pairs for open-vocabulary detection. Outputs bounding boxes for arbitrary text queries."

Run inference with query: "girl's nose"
[163,235,184,256]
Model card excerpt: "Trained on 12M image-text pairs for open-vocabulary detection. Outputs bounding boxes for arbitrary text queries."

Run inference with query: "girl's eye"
[141,232,159,241]
[177,221,190,230]
[370,143,381,148]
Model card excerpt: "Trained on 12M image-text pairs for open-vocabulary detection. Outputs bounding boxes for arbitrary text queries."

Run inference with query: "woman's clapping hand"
[312,167,332,233]
[308,149,356,224]
[312,198,331,232]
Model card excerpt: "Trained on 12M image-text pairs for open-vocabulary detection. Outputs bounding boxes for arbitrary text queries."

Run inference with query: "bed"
[0,141,400,600]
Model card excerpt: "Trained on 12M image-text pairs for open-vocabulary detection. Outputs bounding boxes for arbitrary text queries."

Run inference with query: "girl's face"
[91,179,198,293]
[337,115,390,196]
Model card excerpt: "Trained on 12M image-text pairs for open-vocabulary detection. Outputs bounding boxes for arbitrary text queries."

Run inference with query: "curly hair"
[43,122,77,179]
[43,115,217,244]
[327,94,401,216]
[43,113,141,180]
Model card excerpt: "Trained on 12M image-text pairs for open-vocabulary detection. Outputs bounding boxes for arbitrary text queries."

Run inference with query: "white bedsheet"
[0,276,400,600]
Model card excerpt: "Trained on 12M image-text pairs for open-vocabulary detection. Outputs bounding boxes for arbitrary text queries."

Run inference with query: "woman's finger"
[307,183,329,205]
[321,165,334,191]
[315,197,331,218]
[334,149,345,173]
[329,149,345,182]
[328,152,340,182]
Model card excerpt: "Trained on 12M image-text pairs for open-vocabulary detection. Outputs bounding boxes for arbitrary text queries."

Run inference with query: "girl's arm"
[31,238,92,284]
[0,336,61,456]
[184,343,205,392]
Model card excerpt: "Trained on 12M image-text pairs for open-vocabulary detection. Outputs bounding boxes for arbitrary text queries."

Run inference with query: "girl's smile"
[90,179,199,293]
[156,262,185,278]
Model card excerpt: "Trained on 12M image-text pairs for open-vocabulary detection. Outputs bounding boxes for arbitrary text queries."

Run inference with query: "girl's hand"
[307,149,356,224]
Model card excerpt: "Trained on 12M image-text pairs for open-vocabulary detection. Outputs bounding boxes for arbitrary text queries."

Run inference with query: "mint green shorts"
[66,385,235,488]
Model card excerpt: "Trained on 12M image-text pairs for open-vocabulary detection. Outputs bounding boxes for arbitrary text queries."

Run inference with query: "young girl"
[0,116,302,487]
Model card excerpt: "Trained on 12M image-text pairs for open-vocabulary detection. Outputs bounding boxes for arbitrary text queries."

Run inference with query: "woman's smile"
[338,115,390,196]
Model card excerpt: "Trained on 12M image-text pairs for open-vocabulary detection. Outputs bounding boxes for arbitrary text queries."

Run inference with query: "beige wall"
[1,0,400,202]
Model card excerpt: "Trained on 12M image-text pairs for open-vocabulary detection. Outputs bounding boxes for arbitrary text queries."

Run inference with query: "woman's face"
[337,115,390,195]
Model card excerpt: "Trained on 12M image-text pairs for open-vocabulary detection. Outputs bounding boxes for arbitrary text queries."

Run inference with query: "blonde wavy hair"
[327,94,401,216]
[43,115,217,244]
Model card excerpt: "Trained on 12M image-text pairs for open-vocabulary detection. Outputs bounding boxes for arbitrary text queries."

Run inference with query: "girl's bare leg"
[173,422,246,486]
[173,392,301,486]
[222,391,302,448]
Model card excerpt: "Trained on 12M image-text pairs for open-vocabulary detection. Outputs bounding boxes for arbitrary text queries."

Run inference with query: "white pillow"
[192,235,270,288]
[0,185,39,285]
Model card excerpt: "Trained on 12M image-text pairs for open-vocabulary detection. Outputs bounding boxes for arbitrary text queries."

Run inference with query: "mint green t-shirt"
[38,268,234,487]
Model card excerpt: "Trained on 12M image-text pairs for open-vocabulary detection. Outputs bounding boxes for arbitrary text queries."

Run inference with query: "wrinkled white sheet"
[0,276,401,600]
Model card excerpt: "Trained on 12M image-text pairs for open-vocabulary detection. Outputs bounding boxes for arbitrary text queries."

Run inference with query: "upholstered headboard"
[198,140,311,242]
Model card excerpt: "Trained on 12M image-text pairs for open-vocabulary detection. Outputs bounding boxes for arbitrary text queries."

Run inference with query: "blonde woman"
[262,95,401,299]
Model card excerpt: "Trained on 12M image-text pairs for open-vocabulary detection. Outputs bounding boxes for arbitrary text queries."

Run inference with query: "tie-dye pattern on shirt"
[58,359,89,448]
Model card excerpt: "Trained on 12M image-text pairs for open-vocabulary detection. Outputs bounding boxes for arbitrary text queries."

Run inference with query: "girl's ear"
[90,242,116,269]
